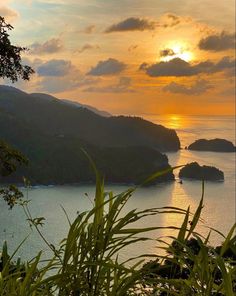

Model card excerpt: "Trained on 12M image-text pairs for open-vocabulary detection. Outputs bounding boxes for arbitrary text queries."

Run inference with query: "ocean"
[0,115,235,261]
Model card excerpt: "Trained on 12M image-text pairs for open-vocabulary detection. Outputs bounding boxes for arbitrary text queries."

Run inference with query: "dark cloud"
[140,56,235,77]
[84,77,135,93]
[140,58,197,77]
[160,48,175,57]
[37,59,72,76]
[199,31,235,51]
[163,79,212,95]
[87,58,127,76]
[105,14,189,33]
[30,38,64,54]
[105,17,156,33]
[77,43,100,54]
[212,56,235,72]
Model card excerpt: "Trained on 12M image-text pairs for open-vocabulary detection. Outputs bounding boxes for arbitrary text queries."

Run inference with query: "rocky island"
[179,162,224,181]
[188,138,235,152]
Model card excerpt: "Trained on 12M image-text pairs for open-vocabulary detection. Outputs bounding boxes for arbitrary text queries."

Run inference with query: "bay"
[0,115,235,262]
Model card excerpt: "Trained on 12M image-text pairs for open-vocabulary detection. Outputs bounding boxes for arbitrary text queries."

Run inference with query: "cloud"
[219,87,235,97]
[84,77,135,93]
[76,43,100,54]
[213,56,235,72]
[37,59,73,76]
[0,6,19,22]
[104,14,191,33]
[163,79,213,95]
[20,57,101,93]
[37,77,96,93]
[83,25,96,34]
[160,48,175,57]
[160,13,192,29]
[87,58,127,76]
[37,69,100,93]
[140,58,197,77]
[162,14,182,28]
[30,38,64,54]
[37,77,71,93]
[128,44,139,52]
[140,56,235,77]
[105,17,156,33]
[22,57,43,68]
[35,0,66,4]
[199,31,235,51]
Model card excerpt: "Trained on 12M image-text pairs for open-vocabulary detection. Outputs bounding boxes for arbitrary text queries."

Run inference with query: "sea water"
[0,115,235,261]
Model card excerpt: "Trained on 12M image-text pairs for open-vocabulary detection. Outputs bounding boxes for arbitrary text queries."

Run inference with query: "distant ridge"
[31,93,111,117]
[31,93,59,102]
[60,98,111,117]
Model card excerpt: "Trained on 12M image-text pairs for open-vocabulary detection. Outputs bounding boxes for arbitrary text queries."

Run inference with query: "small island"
[179,162,224,181]
[188,138,235,152]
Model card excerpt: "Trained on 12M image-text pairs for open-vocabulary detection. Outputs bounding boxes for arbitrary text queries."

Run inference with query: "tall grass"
[0,164,235,295]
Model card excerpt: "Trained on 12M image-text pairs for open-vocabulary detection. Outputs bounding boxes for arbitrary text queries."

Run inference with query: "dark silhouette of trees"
[0,16,32,207]
[0,16,34,82]
[0,140,27,177]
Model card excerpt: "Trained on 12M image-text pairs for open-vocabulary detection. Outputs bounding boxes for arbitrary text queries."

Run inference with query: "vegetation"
[140,234,236,295]
[0,141,28,209]
[0,134,174,185]
[0,17,34,82]
[179,162,224,181]
[0,163,235,295]
[0,85,180,153]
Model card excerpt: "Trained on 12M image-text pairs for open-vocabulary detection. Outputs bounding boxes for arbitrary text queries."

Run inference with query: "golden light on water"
[142,114,190,130]
[168,115,182,129]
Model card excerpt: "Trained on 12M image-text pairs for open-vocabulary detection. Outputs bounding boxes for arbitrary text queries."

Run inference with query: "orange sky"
[0,0,235,115]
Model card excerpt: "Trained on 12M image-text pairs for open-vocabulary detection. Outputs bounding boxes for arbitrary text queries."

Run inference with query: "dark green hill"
[0,85,180,151]
[0,85,178,184]
[0,111,174,184]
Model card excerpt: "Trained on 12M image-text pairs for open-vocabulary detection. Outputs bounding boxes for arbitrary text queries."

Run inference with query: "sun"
[160,42,193,62]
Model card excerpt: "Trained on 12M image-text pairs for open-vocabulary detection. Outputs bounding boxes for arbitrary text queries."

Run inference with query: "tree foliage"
[0,140,28,177]
[0,141,27,208]
[0,16,31,207]
[0,16,34,82]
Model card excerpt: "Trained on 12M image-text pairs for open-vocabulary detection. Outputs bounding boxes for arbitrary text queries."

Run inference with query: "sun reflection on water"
[168,115,182,129]
[157,181,198,243]
[164,114,190,130]
[142,114,190,130]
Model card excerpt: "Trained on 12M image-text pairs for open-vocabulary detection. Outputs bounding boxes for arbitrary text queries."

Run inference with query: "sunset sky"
[0,0,235,115]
